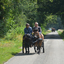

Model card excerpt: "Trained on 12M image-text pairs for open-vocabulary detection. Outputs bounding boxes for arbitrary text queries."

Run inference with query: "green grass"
[58,30,64,40]
[0,35,23,64]
[0,26,24,64]
[43,30,51,36]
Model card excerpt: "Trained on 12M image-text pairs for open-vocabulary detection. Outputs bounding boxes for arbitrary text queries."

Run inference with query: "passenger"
[33,22,44,40]
[33,22,44,47]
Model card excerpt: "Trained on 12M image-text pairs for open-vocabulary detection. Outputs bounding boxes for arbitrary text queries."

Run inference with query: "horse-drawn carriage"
[52,28,55,32]
[22,28,44,54]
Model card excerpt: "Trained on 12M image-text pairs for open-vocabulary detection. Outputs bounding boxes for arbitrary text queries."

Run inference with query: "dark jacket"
[24,27,32,35]
[33,26,42,34]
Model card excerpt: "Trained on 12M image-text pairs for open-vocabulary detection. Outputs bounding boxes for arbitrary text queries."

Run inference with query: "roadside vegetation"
[42,30,51,36]
[58,30,64,40]
[0,27,24,64]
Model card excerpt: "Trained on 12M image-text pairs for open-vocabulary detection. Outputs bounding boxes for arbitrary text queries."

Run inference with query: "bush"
[5,26,25,40]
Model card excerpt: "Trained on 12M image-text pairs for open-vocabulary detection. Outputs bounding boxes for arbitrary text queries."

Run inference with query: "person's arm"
[40,27,42,33]
[29,27,32,34]
[38,27,42,34]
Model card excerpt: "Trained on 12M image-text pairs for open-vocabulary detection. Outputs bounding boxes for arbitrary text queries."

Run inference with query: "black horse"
[22,34,32,54]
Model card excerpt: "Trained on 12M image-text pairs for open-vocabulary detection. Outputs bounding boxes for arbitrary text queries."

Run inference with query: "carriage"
[52,28,55,32]
[22,29,44,54]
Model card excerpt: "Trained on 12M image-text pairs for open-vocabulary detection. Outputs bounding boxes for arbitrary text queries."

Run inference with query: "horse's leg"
[34,46,37,53]
[38,46,40,54]
[23,36,25,53]
[22,41,24,53]
[25,47,27,53]
[39,46,41,54]
[25,44,27,53]
[28,46,29,54]
[22,45,24,53]
[42,41,44,53]
[37,46,38,50]
[37,46,39,54]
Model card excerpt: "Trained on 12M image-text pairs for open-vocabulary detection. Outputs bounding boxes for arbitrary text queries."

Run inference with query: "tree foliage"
[0,0,64,37]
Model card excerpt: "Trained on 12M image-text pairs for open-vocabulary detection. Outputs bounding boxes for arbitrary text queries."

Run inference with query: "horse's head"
[25,34,32,40]
[33,28,39,40]
[33,28,38,33]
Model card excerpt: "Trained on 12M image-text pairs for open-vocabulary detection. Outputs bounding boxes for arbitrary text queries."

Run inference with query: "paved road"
[4,31,64,64]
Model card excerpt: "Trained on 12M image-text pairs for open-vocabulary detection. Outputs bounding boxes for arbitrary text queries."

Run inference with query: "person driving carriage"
[22,23,32,53]
[23,23,32,41]
[23,23,32,47]
[24,23,32,35]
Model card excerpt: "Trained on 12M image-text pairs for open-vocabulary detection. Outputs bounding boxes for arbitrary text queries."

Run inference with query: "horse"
[52,28,55,32]
[22,34,32,54]
[33,29,44,54]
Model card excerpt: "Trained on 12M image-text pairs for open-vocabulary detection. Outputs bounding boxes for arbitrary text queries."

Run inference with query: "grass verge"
[43,30,51,36]
[0,35,22,64]
[58,30,64,40]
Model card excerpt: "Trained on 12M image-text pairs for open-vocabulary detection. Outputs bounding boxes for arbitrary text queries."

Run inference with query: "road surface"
[4,31,64,64]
